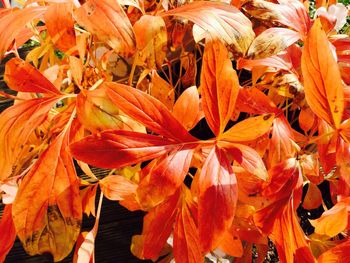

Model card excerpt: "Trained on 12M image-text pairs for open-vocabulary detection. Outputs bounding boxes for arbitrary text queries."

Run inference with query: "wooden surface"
[0,56,150,263]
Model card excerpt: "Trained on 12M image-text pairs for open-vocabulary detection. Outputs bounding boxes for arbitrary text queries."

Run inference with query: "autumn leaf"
[131,190,180,260]
[4,58,62,95]
[301,19,344,128]
[74,0,135,55]
[162,1,255,56]
[318,239,350,263]
[12,130,82,261]
[219,114,274,142]
[0,204,16,262]
[70,130,182,169]
[104,82,196,142]
[310,198,350,238]
[137,147,194,209]
[173,189,203,263]
[219,142,268,181]
[200,39,240,135]
[247,28,300,59]
[172,86,202,131]
[198,146,238,252]
[243,0,311,38]
[133,15,167,69]
[149,70,175,110]
[76,86,144,133]
[0,6,47,58]
[0,97,60,181]
[44,3,76,52]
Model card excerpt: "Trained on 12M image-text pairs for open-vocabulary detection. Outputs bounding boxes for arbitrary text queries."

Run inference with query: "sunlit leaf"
[198,146,238,252]
[74,0,135,55]
[301,19,344,128]
[70,130,181,169]
[134,15,167,69]
[4,58,62,95]
[12,131,82,261]
[220,114,274,142]
[200,39,240,135]
[44,3,76,52]
[162,1,255,56]
[105,82,195,142]
[0,205,16,262]
[247,28,300,59]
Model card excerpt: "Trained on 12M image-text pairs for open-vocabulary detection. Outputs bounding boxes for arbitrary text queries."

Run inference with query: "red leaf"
[70,130,180,169]
[105,82,195,142]
[200,39,240,135]
[198,147,238,252]
[4,58,62,95]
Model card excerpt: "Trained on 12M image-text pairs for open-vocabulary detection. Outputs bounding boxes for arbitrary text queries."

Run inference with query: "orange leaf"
[105,82,195,142]
[73,193,103,263]
[0,6,47,58]
[219,142,268,181]
[162,1,255,56]
[303,183,323,210]
[173,190,203,263]
[271,202,315,263]
[137,147,194,209]
[132,190,180,260]
[268,117,297,166]
[0,97,60,181]
[318,239,350,263]
[44,3,76,52]
[70,130,180,169]
[0,204,16,262]
[220,114,274,142]
[172,86,202,130]
[133,15,167,69]
[149,70,175,110]
[200,39,240,135]
[12,131,82,261]
[76,86,143,133]
[236,87,277,115]
[74,0,135,55]
[198,147,238,252]
[4,58,62,95]
[100,175,138,201]
[301,19,344,128]
[310,198,350,238]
